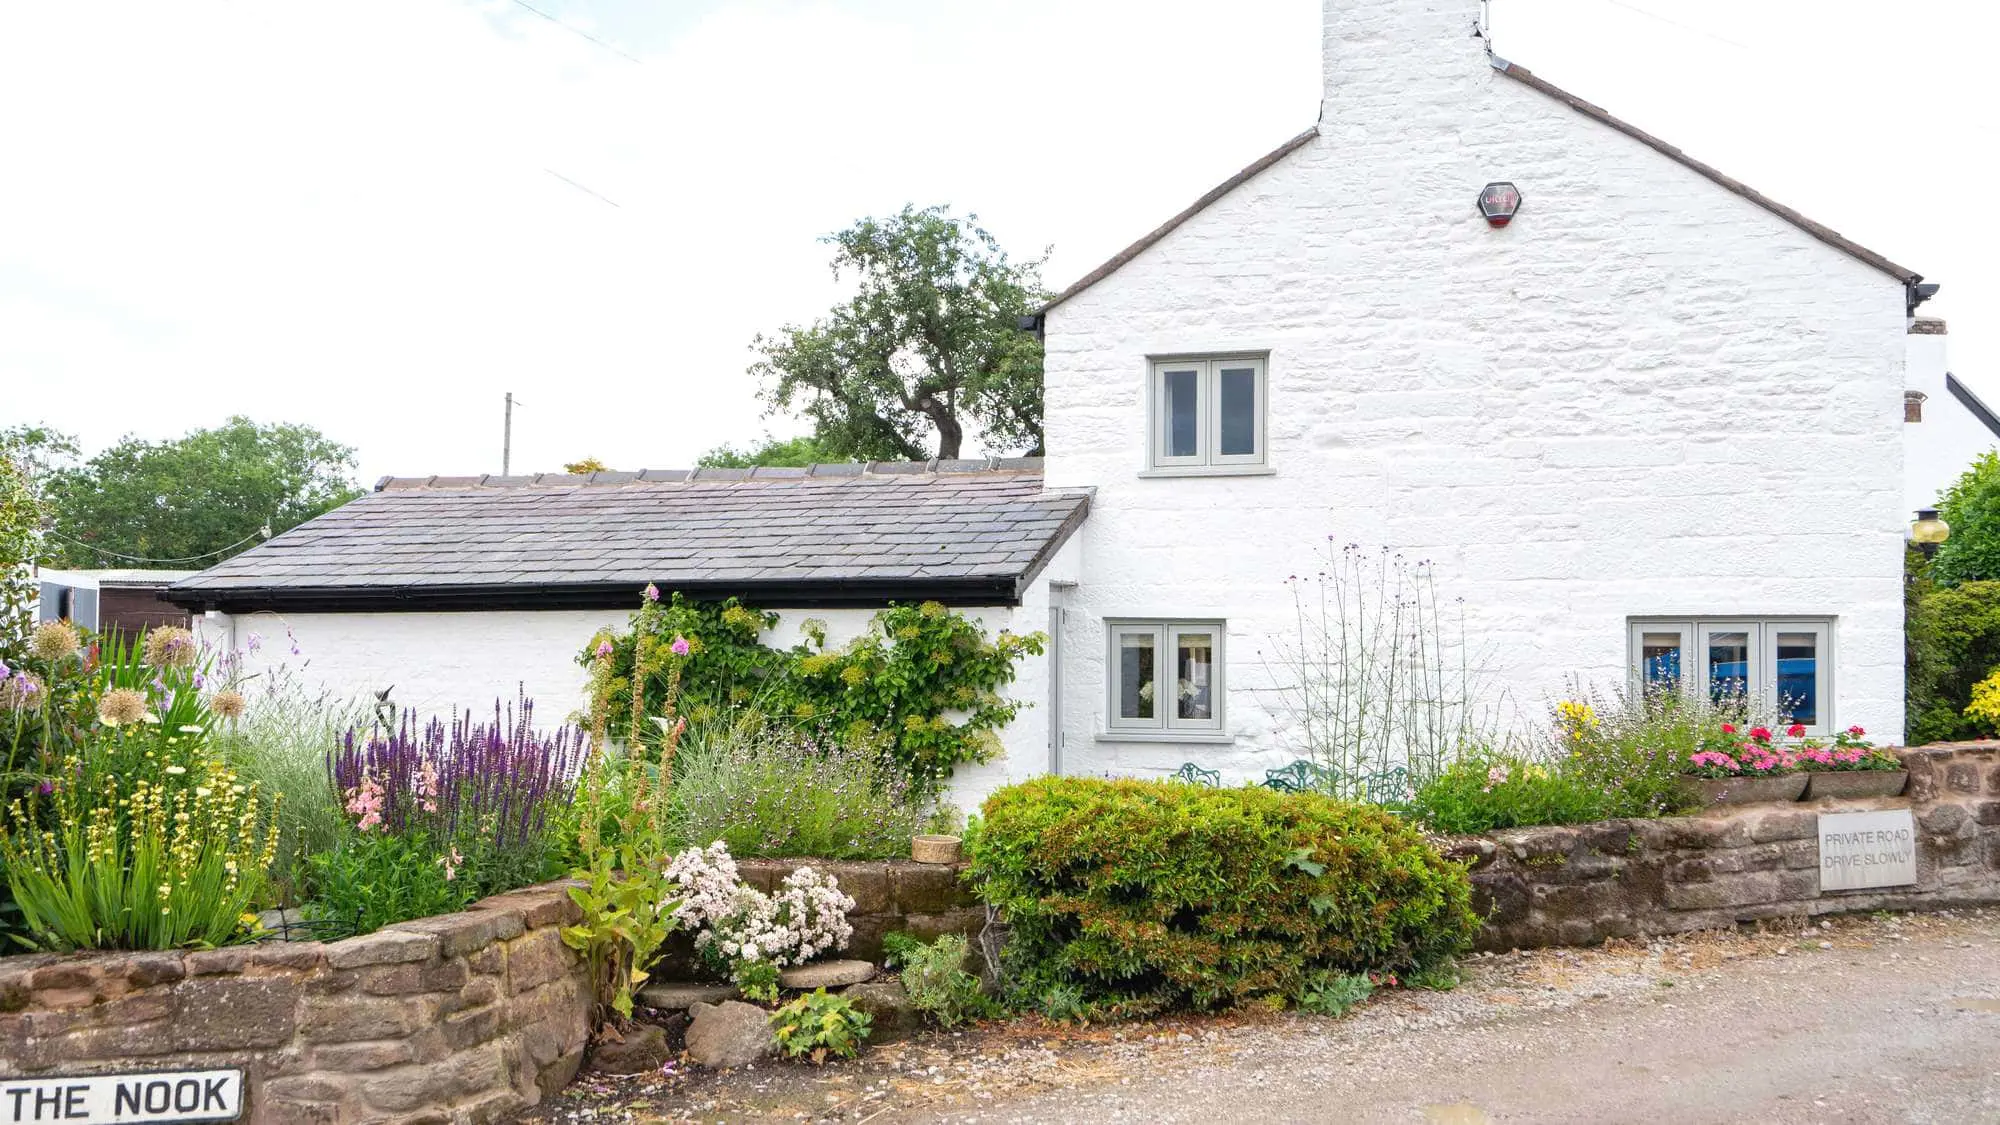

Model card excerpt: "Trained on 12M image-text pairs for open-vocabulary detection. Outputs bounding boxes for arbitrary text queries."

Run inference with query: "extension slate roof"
[1041,57,1919,312]
[164,460,1090,613]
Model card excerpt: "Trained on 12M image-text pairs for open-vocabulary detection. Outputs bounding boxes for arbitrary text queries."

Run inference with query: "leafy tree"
[43,417,362,567]
[696,435,834,469]
[1930,451,2000,585]
[751,205,1047,461]
[563,457,611,474]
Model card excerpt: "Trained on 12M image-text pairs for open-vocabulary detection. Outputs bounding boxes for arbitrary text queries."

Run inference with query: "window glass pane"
[1706,630,1751,707]
[1175,631,1215,721]
[1163,368,1199,458]
[1218,367,1257,456]
[1775,631,1818,726]
[1641,632,1683,692]
[1117,631,1157,720]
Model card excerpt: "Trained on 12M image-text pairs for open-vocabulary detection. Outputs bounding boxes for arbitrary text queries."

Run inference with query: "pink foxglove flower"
[670,635,691,657]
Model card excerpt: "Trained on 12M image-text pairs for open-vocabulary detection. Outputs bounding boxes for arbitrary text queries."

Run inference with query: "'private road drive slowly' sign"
[1819,809,1919,892]
[1,1070,241,1124]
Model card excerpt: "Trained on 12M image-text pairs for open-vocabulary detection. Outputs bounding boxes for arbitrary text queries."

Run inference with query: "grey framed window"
[1147,356,1266,471]
[1107,620,1225,734]
[1628,618,1833,735]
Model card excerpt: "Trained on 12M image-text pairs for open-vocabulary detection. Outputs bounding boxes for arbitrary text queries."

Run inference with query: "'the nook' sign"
[1818,809,1918,892]
[1,1070,241,1124]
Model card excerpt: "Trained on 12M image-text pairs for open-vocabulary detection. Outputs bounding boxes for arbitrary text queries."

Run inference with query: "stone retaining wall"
[0,882,590,1124]
[0,859,976,1122]
[1452,744,2000,950]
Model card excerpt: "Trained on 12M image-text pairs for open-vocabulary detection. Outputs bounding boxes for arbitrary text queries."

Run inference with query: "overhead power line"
[40,524,273,566]
[508,0,643,63]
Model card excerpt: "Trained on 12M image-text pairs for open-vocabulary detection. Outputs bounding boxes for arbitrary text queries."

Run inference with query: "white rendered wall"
[1041,0,1911,782]
[1904,327,1994,513]
[194,576,1072,809]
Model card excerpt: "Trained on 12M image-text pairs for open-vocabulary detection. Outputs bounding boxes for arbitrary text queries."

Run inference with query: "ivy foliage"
[580,592,1045,791]
[967,777,1479,1019]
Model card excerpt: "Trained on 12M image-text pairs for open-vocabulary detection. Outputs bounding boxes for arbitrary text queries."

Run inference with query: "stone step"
[638,981,740,1010]
[777,959,877,990]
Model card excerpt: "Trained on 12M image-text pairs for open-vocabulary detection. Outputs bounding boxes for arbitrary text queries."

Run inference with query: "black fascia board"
[162,575,1025,615]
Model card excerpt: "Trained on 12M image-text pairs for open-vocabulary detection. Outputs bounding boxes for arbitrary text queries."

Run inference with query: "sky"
[2,1,1992,487]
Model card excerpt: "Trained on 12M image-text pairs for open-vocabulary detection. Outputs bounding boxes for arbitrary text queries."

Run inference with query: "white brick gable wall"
[1042,0,1911,782]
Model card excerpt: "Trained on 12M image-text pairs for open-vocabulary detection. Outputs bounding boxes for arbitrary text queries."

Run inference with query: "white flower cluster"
[664,841,855,968]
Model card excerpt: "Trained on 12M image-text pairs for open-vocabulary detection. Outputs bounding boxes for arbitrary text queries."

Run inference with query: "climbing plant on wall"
[581,591,1045,792]
[0,451,42,663]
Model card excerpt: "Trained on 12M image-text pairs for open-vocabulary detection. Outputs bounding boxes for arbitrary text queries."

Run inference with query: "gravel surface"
[514,908,2000,1124]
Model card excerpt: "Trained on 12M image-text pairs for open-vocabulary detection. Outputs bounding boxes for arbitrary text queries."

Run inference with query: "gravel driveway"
[521,908,2000,1124]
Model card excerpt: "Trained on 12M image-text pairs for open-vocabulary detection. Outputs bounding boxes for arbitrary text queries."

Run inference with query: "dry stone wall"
[0,860,979,1122]
[1452,745,2000,950]
[0,882,591,1124]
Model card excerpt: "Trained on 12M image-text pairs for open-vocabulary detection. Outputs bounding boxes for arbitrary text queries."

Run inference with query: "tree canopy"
[39,417,363,568]
[696,435,833,469]
[1931,451,2000,586]
[750,205,1047,461]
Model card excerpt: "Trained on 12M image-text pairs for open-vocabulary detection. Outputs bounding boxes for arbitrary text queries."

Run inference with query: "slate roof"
[165,460,1090,613]
[1042,57,1920,313]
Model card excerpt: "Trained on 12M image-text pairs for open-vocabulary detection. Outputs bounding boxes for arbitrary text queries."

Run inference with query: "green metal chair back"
[1172,762,1222,787]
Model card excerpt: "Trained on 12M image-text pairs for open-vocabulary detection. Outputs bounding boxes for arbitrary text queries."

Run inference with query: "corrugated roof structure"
[166,459,1089,613]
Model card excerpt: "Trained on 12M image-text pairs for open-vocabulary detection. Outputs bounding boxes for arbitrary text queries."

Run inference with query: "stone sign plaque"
[1818,809,1918,892]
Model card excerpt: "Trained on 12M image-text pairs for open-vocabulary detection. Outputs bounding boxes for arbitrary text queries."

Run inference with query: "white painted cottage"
[1904,318,1998,514]
[1030,0,1933,785]
[171,0,1941,802]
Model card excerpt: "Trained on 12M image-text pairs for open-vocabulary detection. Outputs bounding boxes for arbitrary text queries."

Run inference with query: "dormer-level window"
[1147,355,1267,473]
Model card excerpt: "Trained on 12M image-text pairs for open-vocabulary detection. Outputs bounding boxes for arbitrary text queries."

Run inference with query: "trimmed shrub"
[968,777,1478,1017]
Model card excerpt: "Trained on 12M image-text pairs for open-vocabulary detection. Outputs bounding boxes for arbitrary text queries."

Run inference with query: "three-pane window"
[1150,357,1266,469]
[1108,621,1225,732]
[1628,619,1832,734]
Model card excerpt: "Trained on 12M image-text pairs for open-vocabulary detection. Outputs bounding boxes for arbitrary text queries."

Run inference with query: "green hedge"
[968,777,1478,1016]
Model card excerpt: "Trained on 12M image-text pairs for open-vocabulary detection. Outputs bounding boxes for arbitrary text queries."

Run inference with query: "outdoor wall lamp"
[1477,182,1522,226]
[1912,507,1950,558]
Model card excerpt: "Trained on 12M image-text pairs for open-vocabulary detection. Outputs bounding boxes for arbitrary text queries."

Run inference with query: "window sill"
[1137,465,1276,480]
[1095,729,1236,745]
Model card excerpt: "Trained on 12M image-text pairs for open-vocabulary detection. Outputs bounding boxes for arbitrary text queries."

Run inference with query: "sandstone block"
[638,981,739,1010]
[312,1037,418,1072]
[1920,804,1970,835]
[387,911,525,959]
[359,957,470,997]
[299,994,436,1044]
[843,980,922,1044]
[685,1000,777,1068]
[891,863,969,916]
[170,976,300,1050]
[778,959,875,989]
[327,929,440,970]
[588,1022,671,1074]
[816,861,891,915]
[1748,809,1818,843]
[442,1003,504,1051]
[504,927,574,996]
[1663,872,1779,911]
[898,910,983,943]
